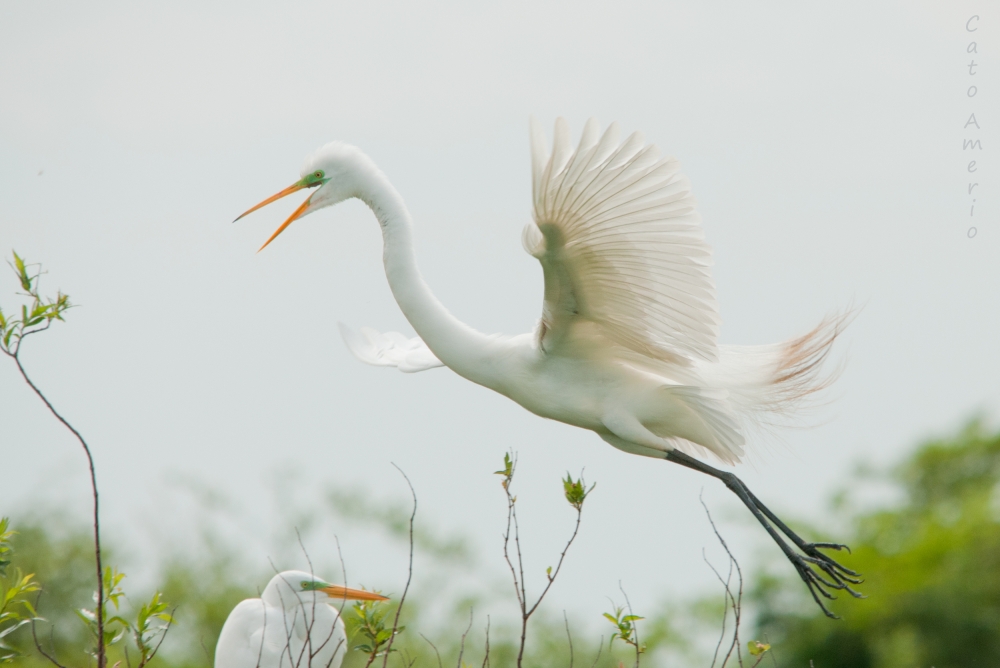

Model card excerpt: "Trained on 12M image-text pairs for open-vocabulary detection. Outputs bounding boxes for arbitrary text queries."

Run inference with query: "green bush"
[754,418,1000,668]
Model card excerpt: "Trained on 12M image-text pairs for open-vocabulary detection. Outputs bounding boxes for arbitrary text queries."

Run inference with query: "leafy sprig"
[351,596,401,667]
[603,605,645,655]
[0,252,71,356]
[562,472,595,511]
[75,567,173,668]
[0,519,41,663]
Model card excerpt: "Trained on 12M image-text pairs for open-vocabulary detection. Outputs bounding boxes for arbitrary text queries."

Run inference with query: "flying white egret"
[235,118,862,616]
[214,570,388,668]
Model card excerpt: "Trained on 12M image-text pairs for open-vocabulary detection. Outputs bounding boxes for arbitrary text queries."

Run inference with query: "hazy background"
[1,0,997,629]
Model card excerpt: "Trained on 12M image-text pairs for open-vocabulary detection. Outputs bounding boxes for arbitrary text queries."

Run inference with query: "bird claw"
[801,542,864,581]
[790,543,867,618]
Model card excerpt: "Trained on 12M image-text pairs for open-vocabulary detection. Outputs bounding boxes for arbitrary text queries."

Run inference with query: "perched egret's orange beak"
[234,177,318,252]
[319,585,389,602]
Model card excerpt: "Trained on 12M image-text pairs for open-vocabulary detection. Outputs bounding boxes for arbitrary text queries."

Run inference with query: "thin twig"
[563,611,574,668]
[588,636,603,668]
[419,634,443,668]
[294,529,321,667]
[766,633,778,668]
[323,639,345,668]
[381,463,416,668]
[254,597,268,668]
[618,583,641,668]
[200,637,213,667]
[29,609,68,668]
[700,494,745,668]
[498,453,588,668]
[332,535,350,666]
[140,607,175,668]
[525,506,583,618]
[9,351,105,668]
[703,547,730,668]
[481,617,490,668]
[455,609,474,668]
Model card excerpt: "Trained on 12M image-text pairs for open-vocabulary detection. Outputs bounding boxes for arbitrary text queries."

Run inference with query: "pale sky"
[1,0,998,632]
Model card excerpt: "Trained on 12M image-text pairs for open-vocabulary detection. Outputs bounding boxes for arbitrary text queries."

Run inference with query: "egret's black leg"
[664,450,864,618]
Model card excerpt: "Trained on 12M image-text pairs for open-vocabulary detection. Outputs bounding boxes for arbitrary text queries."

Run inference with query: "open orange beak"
[234,178,317,252]
[319,585,389,602]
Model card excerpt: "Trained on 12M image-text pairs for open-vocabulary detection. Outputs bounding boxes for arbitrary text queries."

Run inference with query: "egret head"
[262,570,389,609]
[235,142,375,251]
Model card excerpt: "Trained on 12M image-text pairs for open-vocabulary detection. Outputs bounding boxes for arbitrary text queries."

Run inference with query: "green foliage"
[76,567,128,652]
[1,521,173,668]
[0,252,71,357]
[747,640,771,666]
[494,452,514,491]
[754,418,1000,667]
[0,518,100,663]
[349,596,401,664]
[562,473,595,511]
[602,605,645,654]
[73,567,172,668]
[131,592,173,667]
[0,519,41,663]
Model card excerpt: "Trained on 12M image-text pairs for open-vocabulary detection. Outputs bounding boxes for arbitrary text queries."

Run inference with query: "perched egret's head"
[262,570,389,609]
[235,142,375,251]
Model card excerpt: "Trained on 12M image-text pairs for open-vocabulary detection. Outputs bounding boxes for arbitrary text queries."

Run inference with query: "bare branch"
[381,463,416,668]
[700,493,745,668]
[139,606,175,668]
[8,351,105,667]
[480,617,490,668]
[419,634,443,668]
[563,611,573,668]
[618,583,642,668]
[30,609,68,668]
[588,636,603,668]
[454,609,474,668]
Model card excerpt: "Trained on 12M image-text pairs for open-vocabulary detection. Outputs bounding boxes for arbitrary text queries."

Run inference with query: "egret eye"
[314,171,324,179]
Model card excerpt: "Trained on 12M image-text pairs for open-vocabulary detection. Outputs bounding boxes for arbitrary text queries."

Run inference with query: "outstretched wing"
[523,117,720,364]
[338,323,444,373]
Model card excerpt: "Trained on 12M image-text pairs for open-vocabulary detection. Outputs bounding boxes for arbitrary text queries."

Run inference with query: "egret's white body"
[248,117,841,465]
[214,571,385,668]
[237,119,860,614]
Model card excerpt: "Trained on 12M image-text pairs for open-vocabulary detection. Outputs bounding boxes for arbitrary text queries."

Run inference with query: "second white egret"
[214,570,388,668]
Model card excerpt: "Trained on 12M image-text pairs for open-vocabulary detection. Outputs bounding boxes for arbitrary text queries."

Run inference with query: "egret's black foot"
[664,449,864,619]
[790,543,865,618]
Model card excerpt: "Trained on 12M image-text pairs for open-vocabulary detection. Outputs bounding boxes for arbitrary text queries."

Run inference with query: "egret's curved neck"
[356,167,498,386]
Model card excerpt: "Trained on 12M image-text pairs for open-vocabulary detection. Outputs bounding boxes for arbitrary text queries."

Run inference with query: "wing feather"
[527,117,720,363]
[338,323,444,373]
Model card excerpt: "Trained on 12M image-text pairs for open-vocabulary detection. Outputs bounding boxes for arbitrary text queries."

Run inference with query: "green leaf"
[748,640,771,656]
[494,452,514,478]
[0,619,30,640]
[13,252,30,291]
[20,600,38,618]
